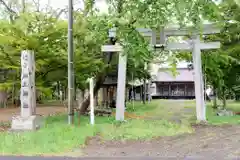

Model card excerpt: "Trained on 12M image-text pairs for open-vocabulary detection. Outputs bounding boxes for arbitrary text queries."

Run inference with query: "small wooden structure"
[98,75,130,108]
[151,68,195,99]
[128,83,148,101]
[99,75,118,108]
[153,82,195,99]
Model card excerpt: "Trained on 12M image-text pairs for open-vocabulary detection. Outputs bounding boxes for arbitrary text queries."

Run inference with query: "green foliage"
[198,0,240,102]
[0,1,153,96]
[0,0,226,101]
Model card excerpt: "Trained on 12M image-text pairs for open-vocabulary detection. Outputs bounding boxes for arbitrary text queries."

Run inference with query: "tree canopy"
[0,0,235,110]
[200,0,240,106]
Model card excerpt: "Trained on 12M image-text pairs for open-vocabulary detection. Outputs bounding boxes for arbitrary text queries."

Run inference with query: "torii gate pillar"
[192,36,206,121]
[101,44,126,121]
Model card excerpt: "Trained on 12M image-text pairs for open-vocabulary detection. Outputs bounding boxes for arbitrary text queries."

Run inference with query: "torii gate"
[149,25,220,122]
[102,23,220,122]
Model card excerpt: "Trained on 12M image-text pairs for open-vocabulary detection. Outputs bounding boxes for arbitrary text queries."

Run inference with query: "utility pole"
[68,0,74,124]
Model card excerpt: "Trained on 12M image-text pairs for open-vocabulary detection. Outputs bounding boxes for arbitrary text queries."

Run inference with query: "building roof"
[156,68,194,82]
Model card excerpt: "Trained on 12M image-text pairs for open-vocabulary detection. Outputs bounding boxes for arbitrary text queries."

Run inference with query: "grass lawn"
[206,101,240,125]
[0,115,192,155]
[183,100,240,125]
[0,100,239,156]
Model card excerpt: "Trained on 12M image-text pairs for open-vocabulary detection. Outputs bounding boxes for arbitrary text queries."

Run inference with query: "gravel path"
[0,157,75,160]
[0,156,213,160]
[82,125,240,159]
[82,100,239,159]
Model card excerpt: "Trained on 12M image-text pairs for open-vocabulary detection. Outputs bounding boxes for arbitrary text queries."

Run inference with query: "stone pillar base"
[10,115,43,131]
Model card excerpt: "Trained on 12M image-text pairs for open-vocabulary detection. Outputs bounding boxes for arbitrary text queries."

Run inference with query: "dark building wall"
[153,82,195,99]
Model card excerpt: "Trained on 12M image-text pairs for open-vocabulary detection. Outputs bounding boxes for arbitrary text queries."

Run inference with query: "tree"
[0,0,70,106]
[78,0,222,113]
[0,0,221,113]
[200,0,240,108]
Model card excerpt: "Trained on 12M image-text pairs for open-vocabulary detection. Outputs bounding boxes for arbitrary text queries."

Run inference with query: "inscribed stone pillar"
[11,50,41,131]
[20,51,34,118]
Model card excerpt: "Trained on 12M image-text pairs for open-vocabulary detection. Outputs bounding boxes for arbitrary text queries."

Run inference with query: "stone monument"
[11,50,42,131]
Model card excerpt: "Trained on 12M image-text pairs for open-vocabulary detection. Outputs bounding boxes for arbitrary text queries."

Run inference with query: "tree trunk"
[140,85,143,101]
[12,83,15,105]
[64,87,67,100]
[61,85,65,102]
[12,83,20,107]
[143,80,146,104]
[235,92,240,101]
[0,90,7,108]
[79,74,106,114]
[222,89,226,108]
[76,89,83,108]
[78,36,117,114]
[13,88,20,107]
[213,87,217,109]
[57,81,60,100]
[36,90,43,104]
[223,96,226,108]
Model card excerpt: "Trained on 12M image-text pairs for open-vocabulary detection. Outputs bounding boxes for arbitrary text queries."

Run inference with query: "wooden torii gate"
[148,25,220,122]
[103,23,220,122]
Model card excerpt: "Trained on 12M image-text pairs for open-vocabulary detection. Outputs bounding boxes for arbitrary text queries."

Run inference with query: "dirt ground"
[82,100,240,159]
[82,125,240,159]
[0,106,66,123]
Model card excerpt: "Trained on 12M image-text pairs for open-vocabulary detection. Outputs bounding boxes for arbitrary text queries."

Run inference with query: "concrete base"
[11,115,42,131]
